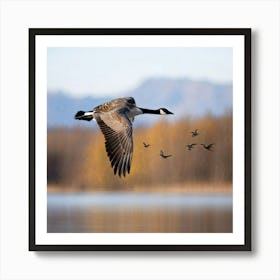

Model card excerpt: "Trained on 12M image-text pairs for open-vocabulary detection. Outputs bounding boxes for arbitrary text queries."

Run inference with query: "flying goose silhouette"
[191,129,199,137]
[143,142,151,148]
[201,143,215,151]
[75,97,173,177]
[186,143,197,151]
[160,150,172,158]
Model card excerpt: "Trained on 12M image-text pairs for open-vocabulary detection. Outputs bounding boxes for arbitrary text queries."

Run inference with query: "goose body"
[75,97,173,177]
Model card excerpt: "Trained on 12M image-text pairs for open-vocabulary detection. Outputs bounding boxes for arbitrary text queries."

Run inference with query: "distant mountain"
[47,92,105,128]
[47,78,232,128]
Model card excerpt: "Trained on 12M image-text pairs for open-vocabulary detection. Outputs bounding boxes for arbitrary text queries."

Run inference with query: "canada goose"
[143,142,151,148]
[160,150,172,158]
[191,129,199,137]
[201,143,215,151]
[186,143,197,151]
[75,97,173,177]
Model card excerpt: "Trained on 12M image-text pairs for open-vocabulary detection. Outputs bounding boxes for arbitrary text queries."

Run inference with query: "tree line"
[47,114,232,191]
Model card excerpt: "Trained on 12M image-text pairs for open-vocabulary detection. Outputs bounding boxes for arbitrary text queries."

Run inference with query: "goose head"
[159,108,173,115]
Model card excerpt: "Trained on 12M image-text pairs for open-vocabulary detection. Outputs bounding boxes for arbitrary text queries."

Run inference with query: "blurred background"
[47,47,233,233]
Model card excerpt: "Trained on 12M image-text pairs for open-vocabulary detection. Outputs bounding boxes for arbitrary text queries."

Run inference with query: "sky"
[47,47,232,97]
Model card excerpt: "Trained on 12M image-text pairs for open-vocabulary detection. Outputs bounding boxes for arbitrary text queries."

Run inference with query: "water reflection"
[47,192,232,233]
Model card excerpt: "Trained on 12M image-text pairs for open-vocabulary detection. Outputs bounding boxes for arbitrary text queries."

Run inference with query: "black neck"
[139,108,160,114]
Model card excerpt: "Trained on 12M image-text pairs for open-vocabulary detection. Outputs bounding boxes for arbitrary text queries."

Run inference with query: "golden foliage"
[47,114,232,191]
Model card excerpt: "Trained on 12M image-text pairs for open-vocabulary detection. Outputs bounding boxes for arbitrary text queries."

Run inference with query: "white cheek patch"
[84,111,94,116]
[160,109,167,115]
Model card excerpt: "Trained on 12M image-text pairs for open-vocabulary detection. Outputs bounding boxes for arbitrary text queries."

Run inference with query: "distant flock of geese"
[75,97,215,177]
[143,128,215,159]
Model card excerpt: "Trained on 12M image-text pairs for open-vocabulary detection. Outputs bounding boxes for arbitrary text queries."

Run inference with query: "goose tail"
[75,110,94,121]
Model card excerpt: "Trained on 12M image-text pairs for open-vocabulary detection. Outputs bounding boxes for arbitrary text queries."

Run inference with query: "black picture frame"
[29,28,251,251]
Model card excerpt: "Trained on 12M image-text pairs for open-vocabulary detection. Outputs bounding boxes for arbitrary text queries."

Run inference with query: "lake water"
[47,192,232,233]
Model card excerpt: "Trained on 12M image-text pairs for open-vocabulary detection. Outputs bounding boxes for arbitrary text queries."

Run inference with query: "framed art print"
[29,28,251,251]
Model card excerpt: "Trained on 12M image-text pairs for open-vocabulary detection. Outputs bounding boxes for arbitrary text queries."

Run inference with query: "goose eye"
[127,98,135,104]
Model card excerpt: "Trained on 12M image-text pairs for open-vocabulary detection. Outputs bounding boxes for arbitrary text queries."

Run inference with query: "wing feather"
[95,110,133,177]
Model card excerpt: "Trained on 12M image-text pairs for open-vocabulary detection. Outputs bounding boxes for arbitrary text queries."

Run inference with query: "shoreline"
[47,183,232,194]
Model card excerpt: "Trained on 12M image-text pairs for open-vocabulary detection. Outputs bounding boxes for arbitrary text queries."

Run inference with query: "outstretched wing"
[95,110,133,177]
[209,143,215,149]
